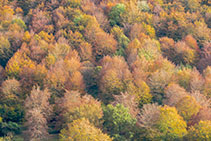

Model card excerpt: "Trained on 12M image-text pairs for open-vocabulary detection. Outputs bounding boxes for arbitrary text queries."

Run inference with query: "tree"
[176,67,204,92]
[90,30,117,60]
[130,23,155,39]
[59,118,112,141]
[130,80,152,107]
[45,50,85,93]
[147,69,173,104]
[0,66,5,85]
[111,26,130,56]
[0,5,14,22]
[155,105,187,140]
[78,41,93,61]
[108,3,125,26]
[112,92,139,117]
[184,35,199,51]
[190,91,210,108]
[137,103,161,139]
[188,107,211,126]
[83,15,117,60]
[163,83,188,106]
[197,42,211,72]
[24,87,52,141]
[192,21,210,47]
[29,8,52,33]
[5,48,36,78]
[11,18,27,30]
[0,79,23,136]
[138,104,187,140]
[24,108,49,141]
[56,91,103,130]
[0,36,12,67]
[173,41,198,65]
[103,104,137,140]
[99,56,133,103]
[159,37,175,61]
[186,120,211,141]
[137,38,161,60]
[175,95,201,121]
[1,78,21,102]
[203,66,211,98]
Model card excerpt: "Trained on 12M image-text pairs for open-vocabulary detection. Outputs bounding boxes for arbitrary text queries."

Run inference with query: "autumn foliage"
[0,0,210,140]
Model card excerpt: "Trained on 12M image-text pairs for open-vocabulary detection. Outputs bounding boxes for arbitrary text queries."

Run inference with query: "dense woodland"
[0,0,210,140]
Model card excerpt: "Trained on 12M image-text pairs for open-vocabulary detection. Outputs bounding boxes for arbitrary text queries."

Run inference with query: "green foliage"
[0,104,23,136]
[0,121,21,136]
[111,26,130,56]
[103,104,137,141]
[0,105,24,123]
[0,79,24,136]
[109,4,126,26]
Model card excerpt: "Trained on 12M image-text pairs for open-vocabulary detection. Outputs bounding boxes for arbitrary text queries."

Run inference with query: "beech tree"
[155,106,187,140]
[59,118,112,141]
[108,3,125,26]
[188,107,211,126]
[56,91,103,130]
[112,92,139,117]
[186,120,211,141]
[163,83,188,106]
[103,104,137,140]
[99,56,133,103]
[0,0,210,140]
[175,95,201,121]
[138,104,187,140]
[24,87,52,141]
[0,36,12,66]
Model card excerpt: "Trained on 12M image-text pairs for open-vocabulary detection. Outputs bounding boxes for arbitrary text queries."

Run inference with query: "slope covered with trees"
[0,0,210,140]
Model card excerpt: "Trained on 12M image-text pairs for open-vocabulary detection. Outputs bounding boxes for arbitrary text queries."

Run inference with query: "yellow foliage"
[0,5,14,21]
[22,31,31,43]
[59,118,112,141]
[45,54,56,67]
[142,23,156,38]
[38,31,54,43]
[64,57,81,74]
[6,50,36,78]
[186,120,211,140]
[60,91,103,127]
[127,80,152,106]
[175,95,201,121]
[15,7,23,14]
[155,105,187,140]
[176,68,192,90]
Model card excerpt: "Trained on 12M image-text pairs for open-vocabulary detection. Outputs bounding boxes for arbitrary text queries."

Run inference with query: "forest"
[0,0,210,140]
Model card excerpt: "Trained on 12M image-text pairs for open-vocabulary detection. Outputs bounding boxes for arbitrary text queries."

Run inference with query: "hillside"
[0,0,210,140]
